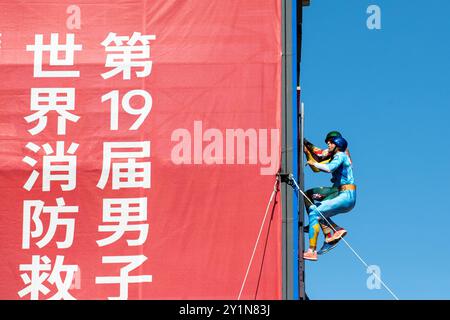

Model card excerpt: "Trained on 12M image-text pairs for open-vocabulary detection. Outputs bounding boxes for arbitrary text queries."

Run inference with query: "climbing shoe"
[303,249,318,261]
[325,229,347,243]
[317,240,339,255]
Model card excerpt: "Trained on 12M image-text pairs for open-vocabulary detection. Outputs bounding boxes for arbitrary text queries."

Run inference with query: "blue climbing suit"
[308,151,356,248]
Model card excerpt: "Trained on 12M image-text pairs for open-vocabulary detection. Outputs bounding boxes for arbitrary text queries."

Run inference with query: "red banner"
[0,0,282,299]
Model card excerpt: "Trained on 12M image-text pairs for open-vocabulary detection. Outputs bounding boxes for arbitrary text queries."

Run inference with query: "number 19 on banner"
[102,90,152,131]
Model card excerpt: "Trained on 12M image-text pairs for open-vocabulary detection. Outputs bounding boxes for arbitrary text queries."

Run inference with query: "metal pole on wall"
[296,0,306,300]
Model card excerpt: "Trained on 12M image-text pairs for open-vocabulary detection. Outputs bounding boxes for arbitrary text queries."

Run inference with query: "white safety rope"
[237,177,279,300]
[289,175,399,300]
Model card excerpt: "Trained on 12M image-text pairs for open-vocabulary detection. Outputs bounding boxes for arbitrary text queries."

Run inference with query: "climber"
[303,131,353,255]
[303,136,356,261]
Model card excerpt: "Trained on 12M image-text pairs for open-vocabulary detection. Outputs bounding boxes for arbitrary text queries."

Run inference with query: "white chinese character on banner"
[22,197,78,249]
[25,88,80,135]
[97,197,148,247]
[95,255,152,300]
[23,141,78,191]
[18,255,78,300]
[97,141,151,190]
[26,33,82,78]
[101,32,156,80]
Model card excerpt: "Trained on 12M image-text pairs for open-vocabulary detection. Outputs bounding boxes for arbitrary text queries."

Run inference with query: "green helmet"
[325,131,342,143]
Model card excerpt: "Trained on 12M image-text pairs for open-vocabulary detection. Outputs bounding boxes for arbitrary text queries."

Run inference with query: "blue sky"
[301,0,450,300]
